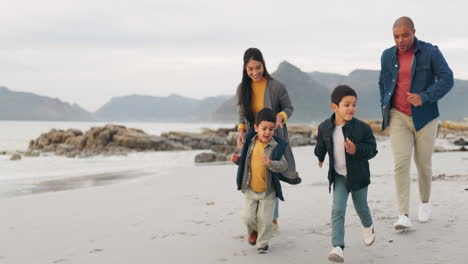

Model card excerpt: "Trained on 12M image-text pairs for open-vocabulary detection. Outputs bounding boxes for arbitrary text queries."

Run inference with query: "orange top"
[393,48,414,116]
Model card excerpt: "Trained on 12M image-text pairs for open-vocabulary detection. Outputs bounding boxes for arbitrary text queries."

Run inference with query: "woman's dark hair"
[255,108,276,126]
[238,47,272,123]
[331,85,357,105]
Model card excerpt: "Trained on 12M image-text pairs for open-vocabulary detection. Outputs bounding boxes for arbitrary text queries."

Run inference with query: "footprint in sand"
[53,259,67,263]
[232,235,245,240]
[233,250,247,256]
[176,232,197,237]
[151,231,198,240]
[443,216,458,228]
[89,249,103,254]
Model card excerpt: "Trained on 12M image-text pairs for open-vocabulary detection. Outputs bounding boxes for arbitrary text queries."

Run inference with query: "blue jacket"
[314,114,378,192]
[378,37,454,131]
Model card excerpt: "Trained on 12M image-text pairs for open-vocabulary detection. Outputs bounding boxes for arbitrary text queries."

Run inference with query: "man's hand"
[275,114,283,129]
[261,154,271,166]
[236,130,245,149]
[231,154,239,163]
[318,161,323,168]
[407,93,423,107]
[345,138,356,155]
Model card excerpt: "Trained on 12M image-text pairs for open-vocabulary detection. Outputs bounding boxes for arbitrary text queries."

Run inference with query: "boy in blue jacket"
[232,108,288,254]
[315,85,378,263]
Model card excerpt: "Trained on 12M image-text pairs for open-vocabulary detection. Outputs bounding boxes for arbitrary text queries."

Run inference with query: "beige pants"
[243,188,276,248]
[389,109,438,215]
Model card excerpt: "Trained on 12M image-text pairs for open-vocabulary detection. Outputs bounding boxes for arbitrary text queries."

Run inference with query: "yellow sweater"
[238,77,288,131]
[251,77,267,114]
[249,140,267,192]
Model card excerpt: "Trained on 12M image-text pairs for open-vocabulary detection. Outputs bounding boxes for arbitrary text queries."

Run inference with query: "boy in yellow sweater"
[232,108,288,254]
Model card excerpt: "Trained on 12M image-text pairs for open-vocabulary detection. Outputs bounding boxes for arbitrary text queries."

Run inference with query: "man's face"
[393,26,415,52]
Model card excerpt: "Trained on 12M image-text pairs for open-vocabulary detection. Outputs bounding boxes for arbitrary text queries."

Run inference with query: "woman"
[236,47,301,232]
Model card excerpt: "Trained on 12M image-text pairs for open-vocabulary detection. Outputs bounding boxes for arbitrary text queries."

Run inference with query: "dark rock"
[194,152,227,163]
[289,135,312,147]
[10,153,22,160]
[28,124,188,158]
[211,145,237,155]
[454,138,468,146]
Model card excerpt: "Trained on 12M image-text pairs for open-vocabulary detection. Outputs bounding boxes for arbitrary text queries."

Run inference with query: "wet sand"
[0,170,152,197]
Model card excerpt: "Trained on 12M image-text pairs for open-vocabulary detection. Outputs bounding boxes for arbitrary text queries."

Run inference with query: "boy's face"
[254,120,275,143]
[332,95,357,122]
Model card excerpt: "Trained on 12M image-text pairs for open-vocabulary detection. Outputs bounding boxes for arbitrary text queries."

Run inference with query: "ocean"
[0,121,234,196]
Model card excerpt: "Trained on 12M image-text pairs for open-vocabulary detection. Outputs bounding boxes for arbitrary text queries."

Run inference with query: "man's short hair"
[331,85,357,105]
[393,16,415,30]
[255,108,276,125]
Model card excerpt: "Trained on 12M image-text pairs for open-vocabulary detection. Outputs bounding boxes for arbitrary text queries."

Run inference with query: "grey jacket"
[240,135,288,197]
[237,78,299,180]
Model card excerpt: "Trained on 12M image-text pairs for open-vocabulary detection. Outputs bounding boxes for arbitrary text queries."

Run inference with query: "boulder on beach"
[10,153,22,160]
[194,152,228,163]
[28,124,188,158]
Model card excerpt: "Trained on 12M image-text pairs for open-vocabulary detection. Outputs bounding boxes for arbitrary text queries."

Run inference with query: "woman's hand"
[237,129,245,149]
[275,114,283,129]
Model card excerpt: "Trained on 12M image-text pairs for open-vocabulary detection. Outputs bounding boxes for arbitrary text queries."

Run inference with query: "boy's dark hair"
[255,108,276,125]
[331,85,357,105]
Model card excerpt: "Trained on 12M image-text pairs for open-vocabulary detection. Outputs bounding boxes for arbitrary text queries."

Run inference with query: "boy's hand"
[318,161,323,168]
[345,138,356,155]
[231,154,239,163]
[261,154,271,166]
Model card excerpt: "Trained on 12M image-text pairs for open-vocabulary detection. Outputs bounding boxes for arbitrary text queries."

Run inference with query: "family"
[231,16,454,262]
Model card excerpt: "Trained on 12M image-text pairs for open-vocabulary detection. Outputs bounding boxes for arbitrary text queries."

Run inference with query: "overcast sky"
[1,0,467,111]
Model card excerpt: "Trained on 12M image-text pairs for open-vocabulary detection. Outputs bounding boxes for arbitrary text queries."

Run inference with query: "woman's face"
[245,59,264,82]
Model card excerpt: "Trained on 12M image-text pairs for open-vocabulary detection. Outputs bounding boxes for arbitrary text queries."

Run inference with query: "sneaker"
[418,203,432,223]
[248,231,257,245]
[257,245,269,254]
[362,225,375,246]
[328,246,344,263]
[394,215,412,230]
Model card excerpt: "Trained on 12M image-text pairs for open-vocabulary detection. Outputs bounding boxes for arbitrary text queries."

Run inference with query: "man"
[378,16,453,230]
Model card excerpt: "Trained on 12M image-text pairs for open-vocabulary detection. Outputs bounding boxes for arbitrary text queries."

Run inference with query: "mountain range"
[1,61,467,122]
[0,87,93,121]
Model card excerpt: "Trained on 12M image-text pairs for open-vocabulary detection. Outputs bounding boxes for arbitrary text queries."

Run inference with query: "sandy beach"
[1,140,468,264]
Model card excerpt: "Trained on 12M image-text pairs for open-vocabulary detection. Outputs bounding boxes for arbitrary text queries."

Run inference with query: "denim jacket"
[378,37,454,131]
